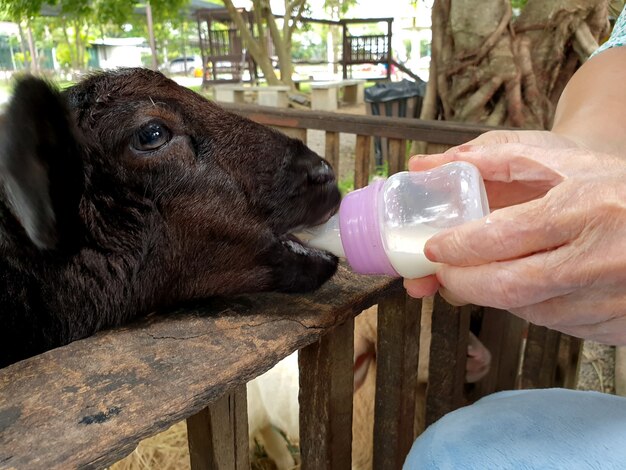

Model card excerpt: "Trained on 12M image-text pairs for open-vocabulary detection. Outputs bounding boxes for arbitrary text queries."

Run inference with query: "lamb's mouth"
[279,206,338,259]
[279,232,335,260]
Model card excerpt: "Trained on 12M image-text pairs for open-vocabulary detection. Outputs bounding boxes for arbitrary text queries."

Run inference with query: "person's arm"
[552,46,626,155]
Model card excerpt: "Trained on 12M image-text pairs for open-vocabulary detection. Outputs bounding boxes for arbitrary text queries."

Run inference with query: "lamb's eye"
[131,122,171,152]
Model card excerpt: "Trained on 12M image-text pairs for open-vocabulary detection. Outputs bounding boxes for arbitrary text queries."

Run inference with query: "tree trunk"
[223,0,281,84]
[146,1,159,70]
[61,19,76,71]
[222,0,303,87]
[26,23,39,75]
[422,0,610,129]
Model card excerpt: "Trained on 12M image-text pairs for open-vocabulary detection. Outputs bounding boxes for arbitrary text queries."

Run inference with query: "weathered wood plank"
[0,265,403,470]
[468,308,526,402]
[299,317,354,470]
[187,385,249,470]
[324,131,340,175]
[425,295,470,426]
[521,324,561,389]
[387,138,406,175]
[373,293,421,470]
[555,335,583,390]
[355,134,371,189]
[223,103,496,145]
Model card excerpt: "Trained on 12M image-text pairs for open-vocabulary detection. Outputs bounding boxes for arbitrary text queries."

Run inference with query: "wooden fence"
[0,105,582,469]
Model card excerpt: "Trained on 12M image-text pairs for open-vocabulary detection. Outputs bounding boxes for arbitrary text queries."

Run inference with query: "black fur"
[0,69,340,367]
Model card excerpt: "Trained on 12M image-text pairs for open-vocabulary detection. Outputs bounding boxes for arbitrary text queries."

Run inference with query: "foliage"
[0,0,49,22]
[510,0,527,9]
[0,0,199,74]
[323,0,357,18]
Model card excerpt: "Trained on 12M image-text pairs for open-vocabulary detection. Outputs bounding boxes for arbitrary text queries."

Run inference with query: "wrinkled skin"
[0,69,341,366]
[404,130,626,345]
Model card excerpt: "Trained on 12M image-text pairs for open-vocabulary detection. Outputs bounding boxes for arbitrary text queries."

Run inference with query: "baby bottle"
[299,161,489,278]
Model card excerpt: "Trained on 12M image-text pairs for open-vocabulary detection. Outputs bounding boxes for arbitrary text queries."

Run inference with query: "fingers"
[434,249,578,310]
[511,297,626,346]
[425,186,583,267]
[438,287,469,306]
[403,275,439,299]
[411,143,565,186]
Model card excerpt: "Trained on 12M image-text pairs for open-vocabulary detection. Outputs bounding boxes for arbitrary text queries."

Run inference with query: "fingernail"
[424,240,440,262]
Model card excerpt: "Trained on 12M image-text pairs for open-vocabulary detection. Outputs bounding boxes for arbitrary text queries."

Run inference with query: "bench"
[310,79,366,111]
[212,84,290,108]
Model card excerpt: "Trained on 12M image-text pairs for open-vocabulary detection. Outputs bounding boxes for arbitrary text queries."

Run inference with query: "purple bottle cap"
[339,180,399,276]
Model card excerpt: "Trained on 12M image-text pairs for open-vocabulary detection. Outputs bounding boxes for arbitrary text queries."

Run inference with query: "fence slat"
[387,138,406,175]
[521,324,561,389]
[468,308,526,401]
[187,385,249,470]
[355,134,371,189]
[373,293,421,469]
[555,334,583,389]
[325,131,340,174]
[299,318,354,470]
[425,295,470,426]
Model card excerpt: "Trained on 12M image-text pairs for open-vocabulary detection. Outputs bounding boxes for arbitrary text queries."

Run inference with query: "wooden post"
[186,385,249,470]
[425,295,470,426]
[521,324,561,389]
[388,138,406,175]
[299,318,354,470]
[555,334,583,390]
[387,19,393,80]
[325,131,340,175]
[342,21,348,79]
[355,134,371,189]
[468,308,526,402]
[373,293,421,469]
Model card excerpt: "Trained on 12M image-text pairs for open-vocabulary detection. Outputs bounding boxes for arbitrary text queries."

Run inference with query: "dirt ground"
[577,342,615,393]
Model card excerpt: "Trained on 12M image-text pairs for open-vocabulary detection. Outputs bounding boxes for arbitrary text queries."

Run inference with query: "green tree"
[0,0,49,73]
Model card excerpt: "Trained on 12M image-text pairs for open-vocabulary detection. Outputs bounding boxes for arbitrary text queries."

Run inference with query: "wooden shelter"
[194,9,397,84]
[195,8,258,84]
[341,18,394,80]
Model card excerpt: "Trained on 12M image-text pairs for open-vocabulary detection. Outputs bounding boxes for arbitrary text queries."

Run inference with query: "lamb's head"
[0,69,340,304]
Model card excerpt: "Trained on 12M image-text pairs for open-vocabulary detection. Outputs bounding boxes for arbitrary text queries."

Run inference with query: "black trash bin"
[365,79,427,166]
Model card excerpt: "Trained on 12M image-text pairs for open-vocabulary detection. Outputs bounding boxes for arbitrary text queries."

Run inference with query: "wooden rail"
[0,105,581,469]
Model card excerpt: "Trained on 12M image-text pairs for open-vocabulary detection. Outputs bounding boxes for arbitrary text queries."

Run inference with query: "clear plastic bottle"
[298,161,489,278]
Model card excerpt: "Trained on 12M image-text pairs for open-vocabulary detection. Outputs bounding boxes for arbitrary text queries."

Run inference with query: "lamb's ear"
[0,76,84,250]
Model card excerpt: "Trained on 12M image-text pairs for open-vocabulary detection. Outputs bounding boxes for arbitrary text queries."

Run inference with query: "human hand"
[404,140,626,344]
[409,130,625,209]
[404,129,583,298]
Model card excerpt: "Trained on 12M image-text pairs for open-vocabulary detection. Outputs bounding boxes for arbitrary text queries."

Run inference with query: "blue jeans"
[404,389,626,469]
